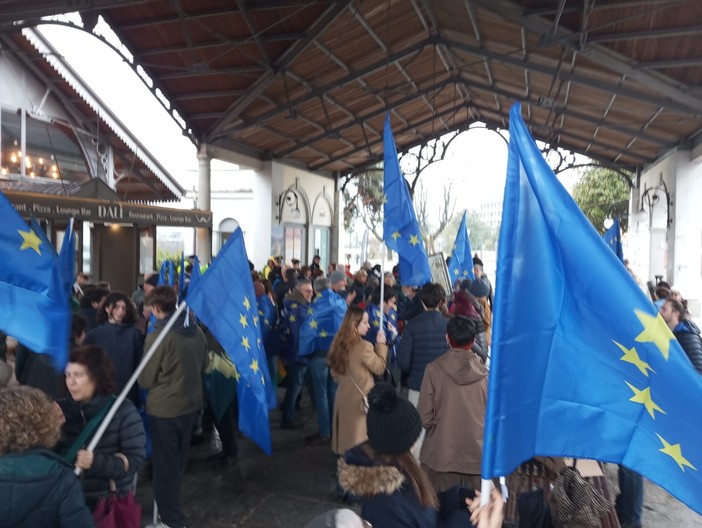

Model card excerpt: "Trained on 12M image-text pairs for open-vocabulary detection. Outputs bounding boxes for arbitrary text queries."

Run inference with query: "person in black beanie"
[336,384,439,527]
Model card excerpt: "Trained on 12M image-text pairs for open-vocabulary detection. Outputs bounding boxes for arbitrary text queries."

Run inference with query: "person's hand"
[376,330,386,345]
[76,449,94,470]
[468,489,504,528]
[346,290,357,305]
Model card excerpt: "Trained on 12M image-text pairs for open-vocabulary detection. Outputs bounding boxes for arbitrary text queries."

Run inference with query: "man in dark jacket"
[659,298,702,374]
[396,282,448,460]
[139,286,208,528]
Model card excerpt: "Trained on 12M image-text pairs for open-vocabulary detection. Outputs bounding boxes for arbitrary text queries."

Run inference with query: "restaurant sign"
[4,191,212,228]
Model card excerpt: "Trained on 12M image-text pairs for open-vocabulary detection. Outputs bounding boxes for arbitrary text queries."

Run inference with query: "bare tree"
[415,180,456,254]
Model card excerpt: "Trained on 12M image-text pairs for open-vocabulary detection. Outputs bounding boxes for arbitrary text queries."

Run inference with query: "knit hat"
[329,270,347,285]
[468,278,490,298]
[472,256,484,268]
[366,383,422,455]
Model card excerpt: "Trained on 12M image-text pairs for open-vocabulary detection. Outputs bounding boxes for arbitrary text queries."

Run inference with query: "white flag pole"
[75,300,188,476]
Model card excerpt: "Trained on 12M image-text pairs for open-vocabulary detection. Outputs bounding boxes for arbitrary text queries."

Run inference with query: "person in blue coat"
[0,386,94,527]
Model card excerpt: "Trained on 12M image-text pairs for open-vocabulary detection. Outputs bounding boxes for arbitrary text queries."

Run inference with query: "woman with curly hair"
[327,305,387,456]
[0,386,93,527]
[85,291,143,405]
[55,345,145,510]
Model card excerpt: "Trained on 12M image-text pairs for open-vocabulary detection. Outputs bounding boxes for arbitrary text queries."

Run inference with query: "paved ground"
[135,389,702,528]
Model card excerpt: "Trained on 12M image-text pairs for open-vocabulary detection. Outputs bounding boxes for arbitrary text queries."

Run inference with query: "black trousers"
[150,411,199,527]
[215,396,238,458]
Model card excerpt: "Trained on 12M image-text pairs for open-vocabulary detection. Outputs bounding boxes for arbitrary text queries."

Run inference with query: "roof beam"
[474,0,702,114]
[276,76,457,158]
[444,37,702,115]
[138,33,305,58]
[235,0,272,67]
[209,36,436,139]
[114,1,323,31]
[208,0,353,138]
[524,0,679,16]
[171,90,247,102]
[588,24,702,44]
[157,64,268,81]
[639,57,702,69]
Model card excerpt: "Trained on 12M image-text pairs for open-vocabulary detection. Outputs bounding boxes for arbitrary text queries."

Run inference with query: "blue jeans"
[281,362,308,424]
[308,355,337,437]
[616,466,643,528]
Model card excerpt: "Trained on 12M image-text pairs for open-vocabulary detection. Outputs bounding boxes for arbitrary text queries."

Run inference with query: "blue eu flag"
[482,103,702,515]
[58,218,76,299]
[187,228,275,454]
[603,217,625,263]
[448,211,475,286]
[383,114,431,287]
[298,289,347,357]
[0,192,69,369]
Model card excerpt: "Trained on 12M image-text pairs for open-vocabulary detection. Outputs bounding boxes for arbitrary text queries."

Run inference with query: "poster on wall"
[428,252,452,295]
[271,225,284,258]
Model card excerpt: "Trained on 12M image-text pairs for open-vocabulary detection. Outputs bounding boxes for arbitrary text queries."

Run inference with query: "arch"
[278,182,311,225]
[311,189,334,227]
[218,217,239,250]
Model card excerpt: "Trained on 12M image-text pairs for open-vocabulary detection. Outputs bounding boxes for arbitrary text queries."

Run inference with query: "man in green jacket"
[139,286,207,528]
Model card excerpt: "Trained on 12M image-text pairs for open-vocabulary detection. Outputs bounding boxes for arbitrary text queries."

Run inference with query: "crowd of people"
[0,252,699,528]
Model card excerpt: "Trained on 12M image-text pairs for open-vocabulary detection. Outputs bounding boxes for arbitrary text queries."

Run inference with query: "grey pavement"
[136,389,349,528]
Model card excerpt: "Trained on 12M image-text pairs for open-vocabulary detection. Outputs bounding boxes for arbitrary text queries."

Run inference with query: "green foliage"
[155,250,181,275]
[572,166,631,234]
[438,211,498,254]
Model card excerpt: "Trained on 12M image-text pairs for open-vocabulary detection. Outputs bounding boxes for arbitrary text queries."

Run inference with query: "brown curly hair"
[0,386,62,454]
[69,345,117,395]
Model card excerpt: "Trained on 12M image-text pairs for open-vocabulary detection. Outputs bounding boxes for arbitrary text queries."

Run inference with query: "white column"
[196,148,212,264]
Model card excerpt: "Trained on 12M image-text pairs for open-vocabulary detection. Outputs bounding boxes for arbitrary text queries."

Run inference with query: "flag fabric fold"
[482,102,702,515]
[603,217,625,263]
[186,228,274,454]
[383,113,432,287]
[448,211,475,286]
[0,192,69,369]
[298,289,347,358]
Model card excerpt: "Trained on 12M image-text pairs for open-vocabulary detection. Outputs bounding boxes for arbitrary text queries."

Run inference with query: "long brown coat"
[330,341,387,455]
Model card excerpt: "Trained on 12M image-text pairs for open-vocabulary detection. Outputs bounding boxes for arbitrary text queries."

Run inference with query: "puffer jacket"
[55,394,145,506]
[0,448,94,527]
[396,310,449,390]
[85,323,143,405]
[674,319,702,374]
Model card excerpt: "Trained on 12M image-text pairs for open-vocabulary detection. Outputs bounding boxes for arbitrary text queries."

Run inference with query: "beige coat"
[417,348,487,475]
[331,341,387,455]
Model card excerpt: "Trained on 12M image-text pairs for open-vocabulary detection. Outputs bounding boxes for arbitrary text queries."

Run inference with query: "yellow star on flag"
[257,338,262,349]
[289,314,296,322]
[307,307,313,315]
[291,302,298,309]
[614,341,654,377]
[233,364,241,382]
[383,193,388,204]
[372,320,380,327]
[462,270,468,276]
[375,310,382,319]
[252,316,258,327]
[261,375,265,385]
[239,314,248,328]
[243,296,251,310]
[250,358,259,373]
[309,319,318,329]
[657,434,697,472]
[634,309,674,360]
[391,231,401,241]
[320,329,328,338]
[625,382,665,419]
[258,309,264,316]
[241,336,251,351]
[18,228,42,255]
[408,234,420,246]
[454,268,460,276]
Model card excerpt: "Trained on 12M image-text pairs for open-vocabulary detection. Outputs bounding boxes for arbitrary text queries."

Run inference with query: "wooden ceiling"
[4,0,702,175]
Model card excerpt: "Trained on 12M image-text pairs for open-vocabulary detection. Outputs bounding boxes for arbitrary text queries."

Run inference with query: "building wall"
[629,149,701,318]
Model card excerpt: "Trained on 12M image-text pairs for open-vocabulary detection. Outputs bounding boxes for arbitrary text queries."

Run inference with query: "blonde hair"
[0,386,62,454]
